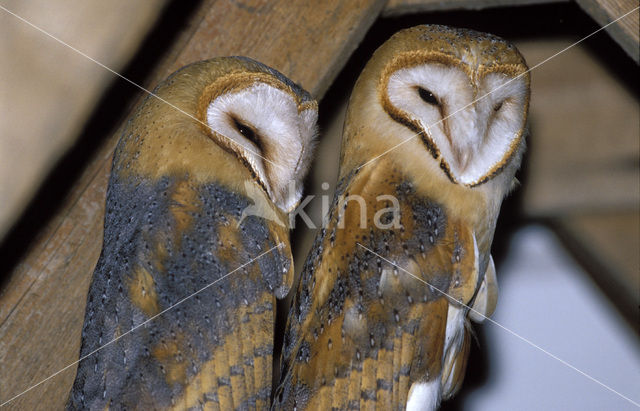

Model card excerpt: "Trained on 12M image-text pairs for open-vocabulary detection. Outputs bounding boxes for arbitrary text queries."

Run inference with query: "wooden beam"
[0,1,170,241]
[575,0,639,63]
[0,0,385,408]
[383,0,568,16]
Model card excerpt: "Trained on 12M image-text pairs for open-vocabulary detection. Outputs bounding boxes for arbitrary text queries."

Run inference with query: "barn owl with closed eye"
[275,25,529,410]
[66,56,317,409]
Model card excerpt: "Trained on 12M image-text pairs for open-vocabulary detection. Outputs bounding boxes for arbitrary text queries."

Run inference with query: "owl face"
[347,25,529,189]
[116,57,317,217]
[203,68,318,212]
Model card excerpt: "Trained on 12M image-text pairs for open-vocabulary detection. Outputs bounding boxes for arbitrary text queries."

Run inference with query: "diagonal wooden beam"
[0,0,385,408]
[0,1,170,242]
[575,0,639,63]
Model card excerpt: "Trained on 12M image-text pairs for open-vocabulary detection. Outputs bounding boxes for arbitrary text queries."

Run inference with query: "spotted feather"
[66,57,317,409]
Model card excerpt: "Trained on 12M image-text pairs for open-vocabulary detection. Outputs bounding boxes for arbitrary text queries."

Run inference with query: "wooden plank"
[0,0,385,408]
[0,0,170,241]
[516,38,639,216]
[0,0,216,335]
[575,0,639,63]
[164,0,385,99]
[383,0,568,16]
[0,2,216,408]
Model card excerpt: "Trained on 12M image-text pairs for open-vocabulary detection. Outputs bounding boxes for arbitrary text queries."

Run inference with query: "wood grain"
[0,0,169,241]
[575,0,639,63]
[383,0,568,16]
[0,0,385,409]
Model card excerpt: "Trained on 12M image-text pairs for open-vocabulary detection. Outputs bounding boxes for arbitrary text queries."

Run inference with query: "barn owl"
[66,57,317,409]
[275,25,529,410]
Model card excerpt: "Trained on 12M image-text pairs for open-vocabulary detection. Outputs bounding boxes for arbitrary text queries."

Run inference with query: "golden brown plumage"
[275,25,530,410]
[67,57,317,409]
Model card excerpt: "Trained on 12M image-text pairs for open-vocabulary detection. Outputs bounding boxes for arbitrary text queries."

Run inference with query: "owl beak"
[273,182,303,214]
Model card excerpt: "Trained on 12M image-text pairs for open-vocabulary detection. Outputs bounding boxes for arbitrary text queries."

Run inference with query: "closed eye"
[417,87,440,106]
[493,101,504,112]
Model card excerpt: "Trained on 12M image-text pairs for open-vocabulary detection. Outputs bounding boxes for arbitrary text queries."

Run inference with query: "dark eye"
[232,118,258,144]
[417,87,439,106]
[493,101,504,112]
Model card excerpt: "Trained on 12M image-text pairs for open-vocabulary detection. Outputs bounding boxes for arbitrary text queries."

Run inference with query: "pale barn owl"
[275,25,530,410]
[66,57,317,409]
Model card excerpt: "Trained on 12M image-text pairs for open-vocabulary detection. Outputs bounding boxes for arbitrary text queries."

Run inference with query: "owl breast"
[276,161,480,409]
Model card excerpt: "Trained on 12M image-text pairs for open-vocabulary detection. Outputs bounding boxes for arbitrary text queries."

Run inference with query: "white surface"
[407,380,441,411]
[464,225,640,410]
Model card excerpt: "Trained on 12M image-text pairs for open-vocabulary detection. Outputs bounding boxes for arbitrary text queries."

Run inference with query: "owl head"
[114,56,318,213]
[342,25,530,194]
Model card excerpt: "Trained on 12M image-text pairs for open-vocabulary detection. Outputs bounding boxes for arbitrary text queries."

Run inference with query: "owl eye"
[493,101,504,112]
[232,117,259,146]
[417,87,440,106]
